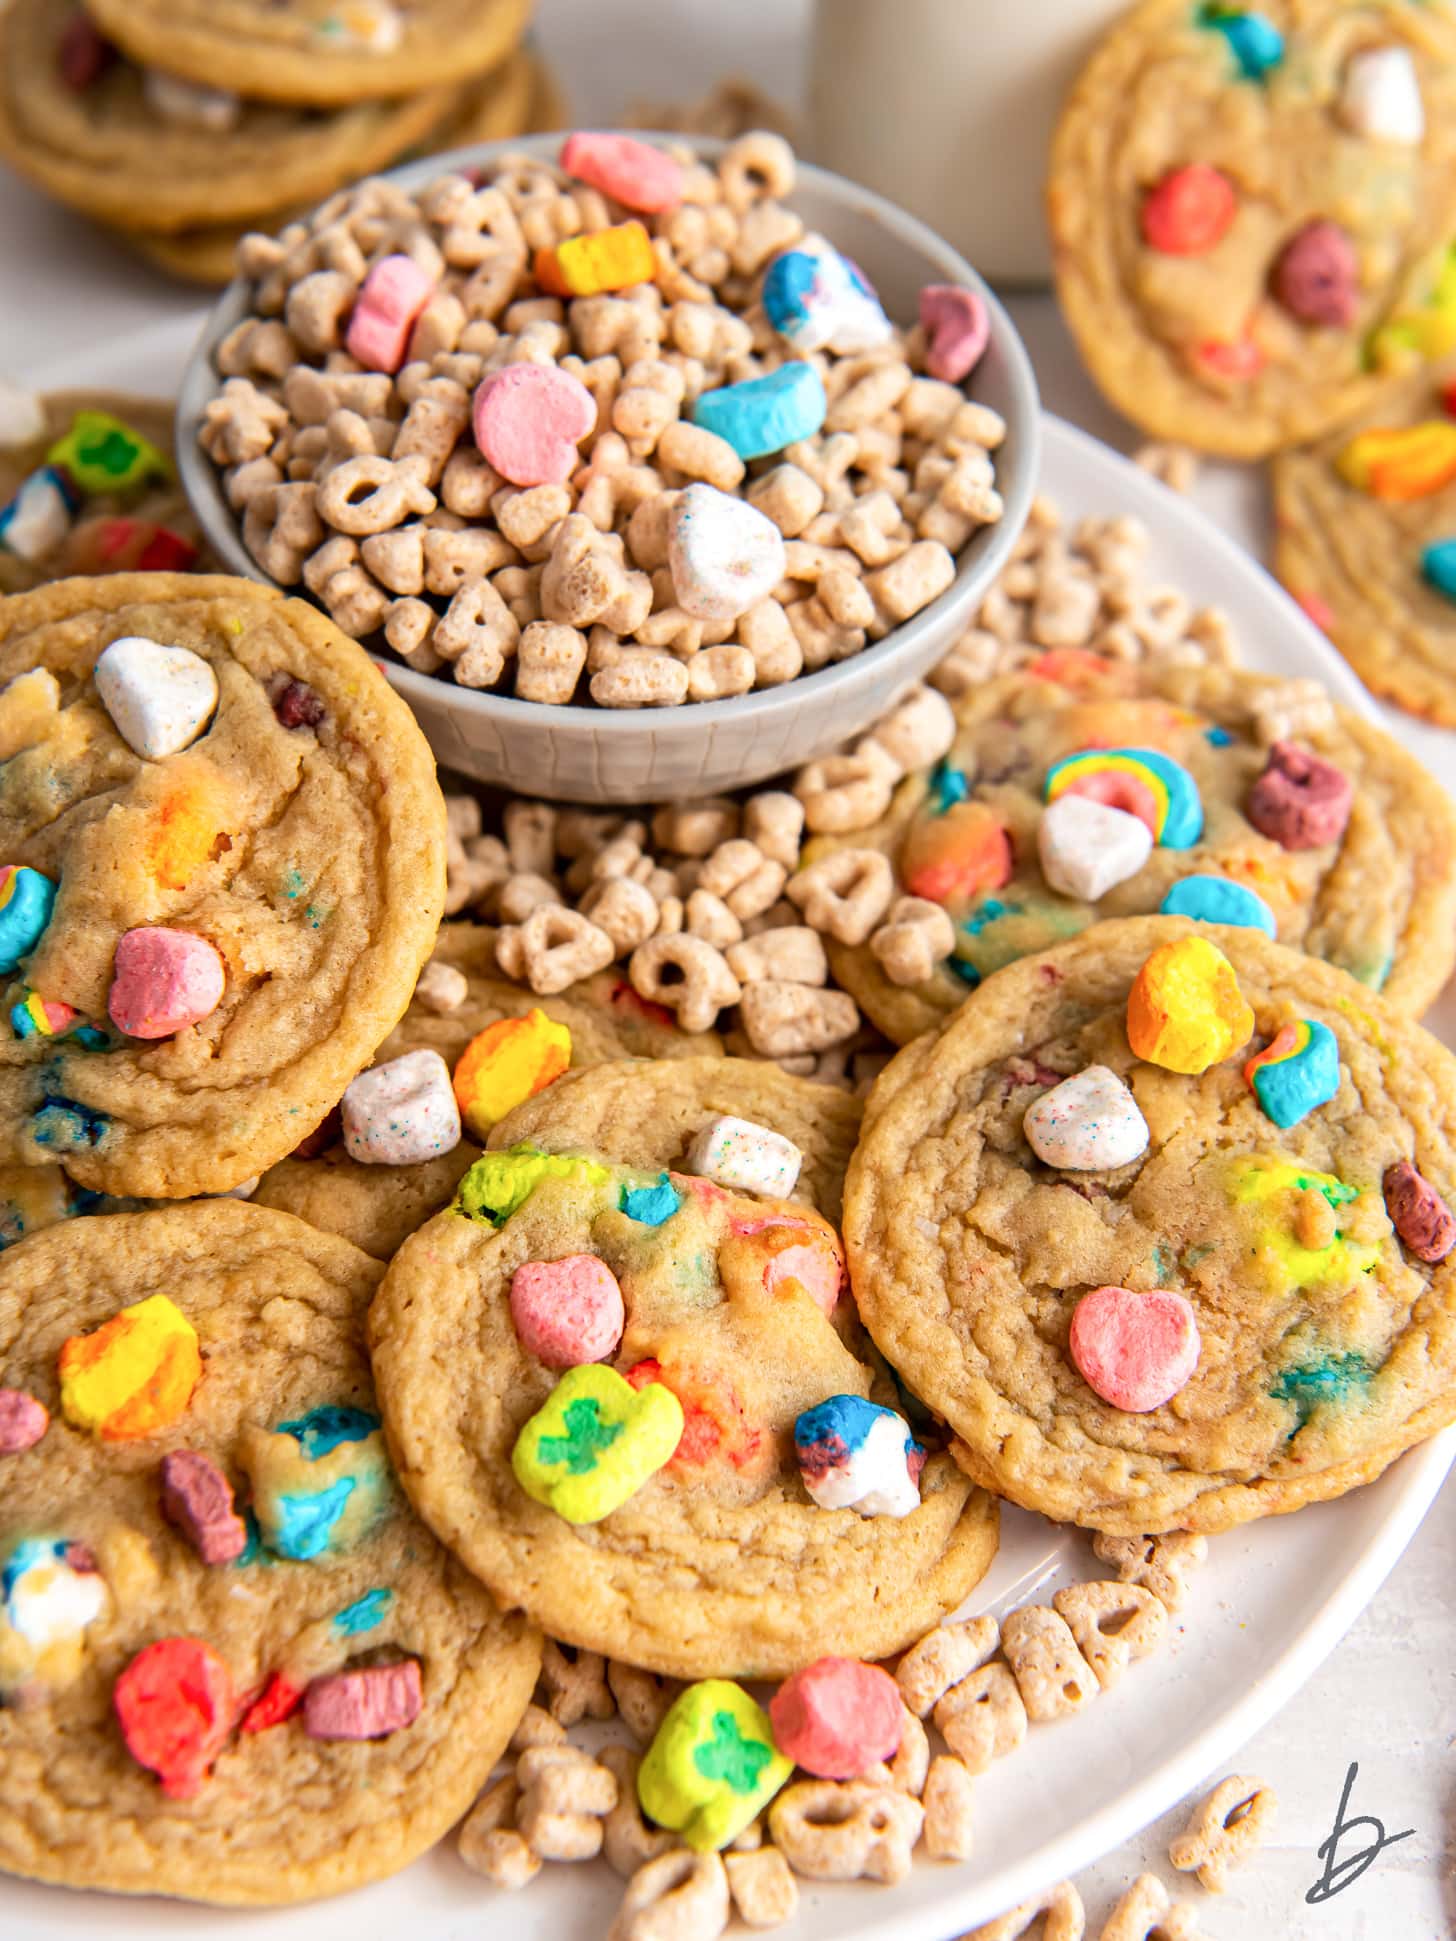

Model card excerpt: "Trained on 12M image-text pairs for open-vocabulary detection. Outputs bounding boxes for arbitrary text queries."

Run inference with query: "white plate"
[7,321,1455,1940]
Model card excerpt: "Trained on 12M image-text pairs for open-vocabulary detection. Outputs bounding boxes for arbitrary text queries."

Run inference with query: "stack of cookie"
[0,0,563,285]
[1049,0,1456,732]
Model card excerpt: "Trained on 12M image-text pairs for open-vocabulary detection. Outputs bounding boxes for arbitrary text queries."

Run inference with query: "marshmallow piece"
[1243,1019,1341,1128]
[560,131,683,213]
[93,634,218,760]
[692,363,828,461]
[304,1660,423,1740]
[59,1293,201,1441]
[794,1394,924,1519]
[1341,46,1425,145]
[510,1254,625,1367]
[537,220,655,297]
[768,1657,904,1780]
[1159,874,1276,935]
[685,1115,802,1197]
[142,68,241,130]
[763,235,893,355]
[0,1387,48,1454]
[472,362,597,486]
[0,466,76,562]
[0,381,46,449]
[1069,1286,1200,1413]
[0,865,57,973]
[919,283,992,384]
[1037,795,1153,901]
[639,1680,794,1851]
[342,1047,462,1164]
[452,1008,570,1139]
[159,1450,248,1565]
[345,253,436,374]
[313,0,402,50]
[2,1538,108,1673]
[1383,1159,1456,1263]
[512,1363,684,1524]
[668,483,787,622]
[1245,740,1352,851]
[114,1637,235,1798]
[1024,1065,1150,1171]
[108,927,226,1039]
[1126,935,1254,1075]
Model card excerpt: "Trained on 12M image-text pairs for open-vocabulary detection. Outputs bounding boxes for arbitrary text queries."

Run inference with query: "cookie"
[368,1058,998,1677]
[844,915,1456,1535]
[488,1054,860,1225]
[0,573,445,1199]
[253,922,724,1257]
[1,391,213,595]
[0,1200,539,1904]
[0,0,480,237]
[818,656,1456,1043]
[84,0,533,108]
[1273,356,1456,725]
[126,44,551,288]
[1049,0,1456,457]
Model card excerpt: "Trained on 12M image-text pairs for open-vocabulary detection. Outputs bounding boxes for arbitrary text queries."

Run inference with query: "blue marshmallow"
[1160,874,1277,936]
[692,362,827,460]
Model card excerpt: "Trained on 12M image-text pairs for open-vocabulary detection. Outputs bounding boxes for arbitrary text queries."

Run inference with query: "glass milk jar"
[807,0,1128,285]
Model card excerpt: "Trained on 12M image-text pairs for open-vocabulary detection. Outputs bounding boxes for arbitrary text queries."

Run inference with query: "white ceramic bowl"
[177,132,1041,804]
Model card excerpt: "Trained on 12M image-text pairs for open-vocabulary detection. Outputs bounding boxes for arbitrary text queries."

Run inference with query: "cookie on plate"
[253,923,724,1258]
[0,574,445,1199]
[368,1058,999,1677]
[84,0,533,107]
[1049,0,1456,456]
[844,915,1456,1535]
[1273,356,1456,726]
[0,1200,540,1905]
[1,391,213,596]
[0,0,476,236]
[818,655,1456,1044]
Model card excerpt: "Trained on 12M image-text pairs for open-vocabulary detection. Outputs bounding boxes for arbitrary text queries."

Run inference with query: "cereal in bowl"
[197,130,1006,707]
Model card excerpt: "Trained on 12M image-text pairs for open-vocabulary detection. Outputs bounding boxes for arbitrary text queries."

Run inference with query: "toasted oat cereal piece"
[1168,1775,1277,1892]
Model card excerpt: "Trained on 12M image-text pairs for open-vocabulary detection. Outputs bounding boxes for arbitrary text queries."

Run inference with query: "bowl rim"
[176,130,1042,740]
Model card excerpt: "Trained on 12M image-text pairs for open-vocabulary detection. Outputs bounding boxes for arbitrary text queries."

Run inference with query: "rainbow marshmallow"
[1243,1018,1341,1128]
[1043,747,1204,849]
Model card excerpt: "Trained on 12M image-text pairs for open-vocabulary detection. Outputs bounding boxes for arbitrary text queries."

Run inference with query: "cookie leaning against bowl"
[368,1058,999,1678]
[0,391,214,596]
[1273,354,1456,727]
[1048,0,1456,458]
[0,573,446,1200]
[85,0,533,107]
[844,915,1456,1536]
[818,655,1456,1045]
[0,0,471,235]
[0,1201,540,1906]
[253,922,724,1259]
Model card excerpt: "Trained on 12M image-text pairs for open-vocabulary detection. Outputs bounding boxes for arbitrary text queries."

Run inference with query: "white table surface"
[2,4,1454,1935]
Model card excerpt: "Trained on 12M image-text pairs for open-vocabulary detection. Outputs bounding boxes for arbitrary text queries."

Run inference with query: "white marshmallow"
[94,635,219,761]
[803,1407,922,1518]
[769,234,894,355]
[142,69,242,132]
[0,470,72,564]
[0,382,46,451]
[1037,795,1153,902]
[1024,1065,1150,1172]
[1340,46,1425,146]
[5,1545,109,1652]
[342,1049,461,1166]
[668,484,787,623]
[685,1114,802,1197]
